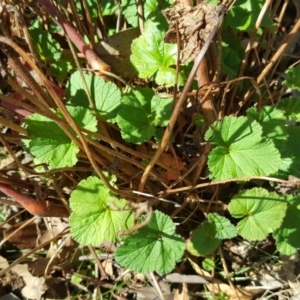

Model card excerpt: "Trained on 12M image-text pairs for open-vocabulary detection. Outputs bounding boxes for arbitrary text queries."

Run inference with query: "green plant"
[3,0,300,295]
[20,0,300,264]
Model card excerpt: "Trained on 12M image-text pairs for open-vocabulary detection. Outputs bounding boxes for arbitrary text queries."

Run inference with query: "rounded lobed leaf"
[115,211,185,274]
[69,176,134,246]
[228,188,287,241]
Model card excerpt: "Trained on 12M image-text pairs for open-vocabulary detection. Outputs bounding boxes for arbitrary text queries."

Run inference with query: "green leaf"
[283,66,300,91]
[115,211,185,274]
[66,71,121,122]
[208,213,237,239]
[116,88,172,143]
[205,116,282,180]
[69,176,134,246]
[273,196,300,255]
[202,258,215,272]
[76,0,117,18]
[130,18,185,87]
[187,222,221,256]
[277,97,300,121]
[121,0,172,27]
[220,42,241,78]
[24,106,97,168]
[49,54,76,81]
[29,26,61,61]
[226,0,274,31]
[228,188,287,241]
[277,126,300,178]
[247,106,287,147]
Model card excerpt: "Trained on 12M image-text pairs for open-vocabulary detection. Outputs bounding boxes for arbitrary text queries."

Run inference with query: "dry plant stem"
[1,79,48,115]
[96,1,107,39]
[82,0,95,47]
[150,272,165,300]
[0,134,31,175]
[163,175,300,195]
[240,20,300,104]
[138,9,225,193]
[265,0,288,60]
[44,235,70,275]
[50,179,71,214]
[0,116,26,134]
[255,18,300,85]
[218,248,240,298]
[196,60,218,125]
[191,60,218,185]
[227,0,271,109]
[0,183,69,217]
[11,5,40,65]
[0,43,54,111]
[228,76,261,114]
[0,216,37,248]
[67,0,83,35]
[0,210,25,231]
[167,156,203,190]
[0,228,69,277]
[86,131,180,178]
[88,245,108,280]
[38,0,110,72]
[1,32,129,197]
[255,0,272,29]
[118,204,153,236]
[136,0,144,34]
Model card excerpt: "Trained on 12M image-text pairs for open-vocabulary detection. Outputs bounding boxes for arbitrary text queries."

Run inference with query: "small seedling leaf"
[69,176,134,246]
[130,19,185,87]
[187,221,221,256]
[205,116,282,180]
[66,71,121,122]
[115,211,185,274]
[202,258,215,272]
[228,188,287,241]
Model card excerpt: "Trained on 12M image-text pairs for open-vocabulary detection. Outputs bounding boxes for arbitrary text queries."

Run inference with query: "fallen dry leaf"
[159,153,184,180]
[163,2,226,64]
[188,257,263,299]
[0,256,46,299]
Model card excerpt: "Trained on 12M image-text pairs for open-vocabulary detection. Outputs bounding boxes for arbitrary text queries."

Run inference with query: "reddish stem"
[0,183,69,217]
[37,0,110,72]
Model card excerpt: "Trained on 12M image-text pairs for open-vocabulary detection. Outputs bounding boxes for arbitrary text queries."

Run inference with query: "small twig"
[88,245,108,280]
[118,204,152,236]
[136,0,144,34]
[150,272,165,300]
[219,247,240,299]
[0,228,70,277]
[163,175,300,195]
